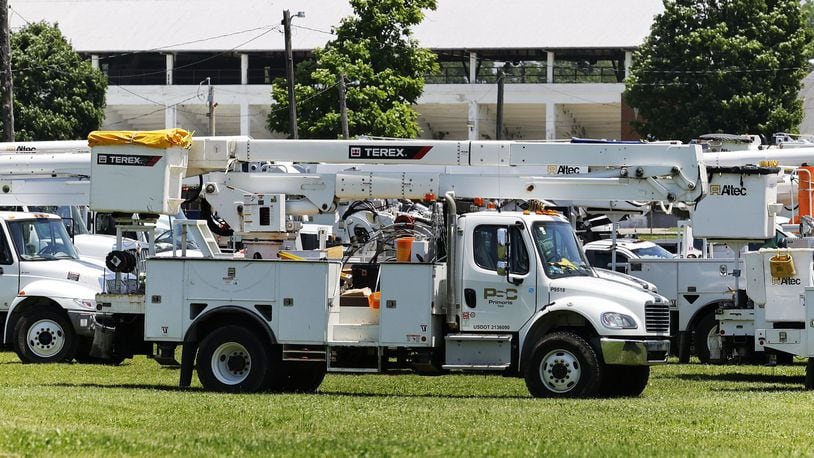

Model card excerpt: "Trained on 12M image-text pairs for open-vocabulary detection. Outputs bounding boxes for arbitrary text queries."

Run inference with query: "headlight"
[73,298,96,309]
[601,312,638,329]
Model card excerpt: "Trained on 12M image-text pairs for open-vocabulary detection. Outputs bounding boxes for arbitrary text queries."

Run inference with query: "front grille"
[645,301,670,333]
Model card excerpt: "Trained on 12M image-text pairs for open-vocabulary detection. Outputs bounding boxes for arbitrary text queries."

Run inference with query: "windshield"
[631,244,674,259]
[7,218,79,261]
[532,221,593,278]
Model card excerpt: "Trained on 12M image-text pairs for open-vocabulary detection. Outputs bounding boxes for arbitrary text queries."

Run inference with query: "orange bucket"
[395,237,414,262]
[367,291,381,309]
[795,165,814,223]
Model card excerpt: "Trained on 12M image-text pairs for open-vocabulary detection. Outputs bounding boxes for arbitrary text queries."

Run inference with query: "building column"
[91,54,99,71]
[469,51,478,83]
[240,103,250,136]
[165,54,174,85]
[241,54,249,85]
[165,104,176,129]
[546,103,556,140]
[467,101,479,140]
[164,54,176,129]
[547,51,555,83]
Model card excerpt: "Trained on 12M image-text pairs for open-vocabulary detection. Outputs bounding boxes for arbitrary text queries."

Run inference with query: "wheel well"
[687,302,725,335]
[4,297,64,344]
[520,310,598,372]
[185,307,275,349]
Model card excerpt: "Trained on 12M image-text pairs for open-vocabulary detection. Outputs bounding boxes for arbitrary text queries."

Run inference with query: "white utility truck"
[86,131,707,397]
[0,211,107,363]
[627,165,784,363]
[0,142,111,363]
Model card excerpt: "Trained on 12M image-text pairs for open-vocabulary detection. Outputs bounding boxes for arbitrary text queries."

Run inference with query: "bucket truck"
[626,165,785,363]
[86,131,707,398]
[0,141,113,363]
[623,141,814,364]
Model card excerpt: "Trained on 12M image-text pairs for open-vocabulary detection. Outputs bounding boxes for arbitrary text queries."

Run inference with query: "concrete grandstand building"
[9,0,664,140]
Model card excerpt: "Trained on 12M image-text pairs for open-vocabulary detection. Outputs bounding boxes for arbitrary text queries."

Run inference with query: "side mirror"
[496,227,509,277]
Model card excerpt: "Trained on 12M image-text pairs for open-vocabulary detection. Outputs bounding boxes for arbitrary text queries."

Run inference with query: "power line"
[291,24,335,36]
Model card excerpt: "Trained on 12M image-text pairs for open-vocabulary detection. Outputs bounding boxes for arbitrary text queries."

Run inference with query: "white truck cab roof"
[584,238,675,272]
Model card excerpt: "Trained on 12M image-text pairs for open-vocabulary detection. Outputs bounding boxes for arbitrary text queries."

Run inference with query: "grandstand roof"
[9,0,663,53]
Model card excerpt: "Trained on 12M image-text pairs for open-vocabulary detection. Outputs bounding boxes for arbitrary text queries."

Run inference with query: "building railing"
[104,65,623,86]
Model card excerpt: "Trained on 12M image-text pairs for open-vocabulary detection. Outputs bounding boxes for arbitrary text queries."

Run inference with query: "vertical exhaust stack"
[444,191,459,329]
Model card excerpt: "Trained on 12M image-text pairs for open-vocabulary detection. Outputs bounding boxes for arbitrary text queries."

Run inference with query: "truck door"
[0,223,19,313]
[460,222,537,332]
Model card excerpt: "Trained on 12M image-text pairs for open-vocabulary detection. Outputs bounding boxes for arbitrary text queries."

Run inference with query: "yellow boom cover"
[87,128,193,149]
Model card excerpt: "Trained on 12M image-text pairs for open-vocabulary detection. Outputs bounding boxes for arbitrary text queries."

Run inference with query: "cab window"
[0,225,12,265]
[472,225,529,274]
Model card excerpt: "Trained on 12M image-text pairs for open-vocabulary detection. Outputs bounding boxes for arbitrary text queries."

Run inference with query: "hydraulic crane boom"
[188,138,708,226]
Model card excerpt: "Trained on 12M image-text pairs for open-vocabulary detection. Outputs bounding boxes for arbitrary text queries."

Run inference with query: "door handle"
[464,288,476,308]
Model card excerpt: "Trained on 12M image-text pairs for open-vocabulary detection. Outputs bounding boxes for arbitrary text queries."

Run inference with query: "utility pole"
[206,77,216,136]
[495,68,505,140]
[282,10,304,139]
[0,0,13,141]
[338,72,349,139]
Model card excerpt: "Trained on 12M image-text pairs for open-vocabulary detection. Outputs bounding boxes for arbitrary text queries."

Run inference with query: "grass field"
[0,352,812,457]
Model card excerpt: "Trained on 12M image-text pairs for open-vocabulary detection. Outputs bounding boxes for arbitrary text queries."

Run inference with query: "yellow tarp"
[87,128,193,149]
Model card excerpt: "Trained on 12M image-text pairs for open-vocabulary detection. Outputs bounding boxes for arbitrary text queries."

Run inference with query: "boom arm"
[195,139,707,220]
[0,146,91,206]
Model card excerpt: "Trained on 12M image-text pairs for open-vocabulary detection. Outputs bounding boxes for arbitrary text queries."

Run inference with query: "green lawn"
[0,351,812,456]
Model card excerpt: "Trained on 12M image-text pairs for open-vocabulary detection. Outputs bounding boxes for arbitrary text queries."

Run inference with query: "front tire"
[599,365,650,397]
[524,331,602,398]
[13,308,77,363]
[197,325,270,393]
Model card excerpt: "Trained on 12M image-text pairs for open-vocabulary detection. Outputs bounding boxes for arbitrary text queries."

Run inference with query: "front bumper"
[67,310,96,338]
[600,338,670,365]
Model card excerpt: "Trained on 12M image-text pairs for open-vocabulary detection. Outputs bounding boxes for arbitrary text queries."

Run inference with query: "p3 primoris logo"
[96,153,162,167]
[349,145,432,160]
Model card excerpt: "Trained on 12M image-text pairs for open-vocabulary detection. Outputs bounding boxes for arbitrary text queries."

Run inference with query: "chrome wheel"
[539,349,582,394]
[210,342,252,386]
[26,318,66,359]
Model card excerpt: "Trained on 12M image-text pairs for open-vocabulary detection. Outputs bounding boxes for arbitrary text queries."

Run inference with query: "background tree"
[267,0,438,139]
[5,22,107,141]
[625,0,812,142]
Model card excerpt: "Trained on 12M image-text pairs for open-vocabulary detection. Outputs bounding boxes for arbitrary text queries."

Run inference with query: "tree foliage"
[625,0,812,142]
[5,22,107,141]
[267,0,438,139]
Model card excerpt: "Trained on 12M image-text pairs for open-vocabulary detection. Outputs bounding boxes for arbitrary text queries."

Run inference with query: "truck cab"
[0,211,106,363]
[456,211,670,396]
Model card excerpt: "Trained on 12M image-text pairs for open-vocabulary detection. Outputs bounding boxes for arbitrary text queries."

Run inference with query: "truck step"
[152,343,179,367]
[442,363,511,371]
[327,367,381,373]
[282,345,327,362]
[445,333,512,342]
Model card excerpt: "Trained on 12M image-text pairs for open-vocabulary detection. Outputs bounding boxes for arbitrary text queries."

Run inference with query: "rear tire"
[197,325,270,393]
[280,362,326,393]
[694,311,719,363]
[524,331,602,398]
[13,308,77,363]
[599,365,650,397]
[806,358,814,391]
